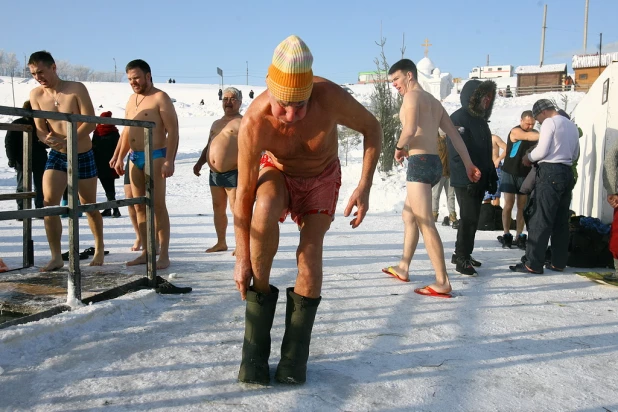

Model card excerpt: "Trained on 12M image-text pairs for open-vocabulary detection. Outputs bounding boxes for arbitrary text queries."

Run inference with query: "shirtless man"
[482,134,506,206]
[234,35,382,385]
[498,111,539,249]
[381,59,481,298]
[193,87,242,253]
[28,51,104,272]
[110,59,179,269]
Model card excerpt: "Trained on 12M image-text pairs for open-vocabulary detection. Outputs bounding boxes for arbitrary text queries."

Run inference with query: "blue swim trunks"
[406,154,442,187]
[45,149,98,179]
[129,148,167,170]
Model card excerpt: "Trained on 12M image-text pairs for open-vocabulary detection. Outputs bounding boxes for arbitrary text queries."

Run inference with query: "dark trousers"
[98,176,116,202]
[15,163,45,209]
[454,186,484,258]
[525,163,574,271]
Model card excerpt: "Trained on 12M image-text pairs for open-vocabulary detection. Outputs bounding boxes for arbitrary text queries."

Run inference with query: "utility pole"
[246,61,248,85]
[400,33,406,59]
[486,54,490,66]
[583,0,589,53]
[113,58,117,82]
[599,33,603,76]
[23,54,27,78]
[540,4,547,66]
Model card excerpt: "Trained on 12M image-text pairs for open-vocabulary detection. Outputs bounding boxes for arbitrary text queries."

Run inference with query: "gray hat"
[532,99,555,118]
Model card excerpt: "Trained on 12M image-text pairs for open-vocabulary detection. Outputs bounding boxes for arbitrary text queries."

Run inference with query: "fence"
[496,84,591,97]
[0,105,158,303]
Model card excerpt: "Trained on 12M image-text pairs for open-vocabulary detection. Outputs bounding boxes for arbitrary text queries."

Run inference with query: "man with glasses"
[193,87,243,253]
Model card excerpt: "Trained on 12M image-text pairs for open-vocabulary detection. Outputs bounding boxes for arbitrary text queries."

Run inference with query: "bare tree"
[370,33,402,173]
[338,125,362,166]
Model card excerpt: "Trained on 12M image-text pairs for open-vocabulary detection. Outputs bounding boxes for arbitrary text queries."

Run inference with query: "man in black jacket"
[4,100,48,210]
[447,79,497,275]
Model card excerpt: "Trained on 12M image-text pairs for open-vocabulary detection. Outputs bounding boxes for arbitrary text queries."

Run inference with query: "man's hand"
[344,186,370,229]
[112,157,125,177]
[522,155,532,167]
[465,164,482,183]
[607,194,618,209]
[394,148,407,166]
[161,160,175,178]
[494,159,501,169]
[193,162,203,177]
[234,259,253,300]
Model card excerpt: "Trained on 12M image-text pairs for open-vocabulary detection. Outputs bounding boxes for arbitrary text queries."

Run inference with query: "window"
[488,68,493,71]
[579,73,588,80]
[498,67,502,71]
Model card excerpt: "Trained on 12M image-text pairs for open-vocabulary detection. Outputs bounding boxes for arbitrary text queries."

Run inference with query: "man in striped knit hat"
[234,35,383,385]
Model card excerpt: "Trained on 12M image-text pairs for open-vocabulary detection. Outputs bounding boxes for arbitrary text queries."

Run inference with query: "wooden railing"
[0,106,158,301]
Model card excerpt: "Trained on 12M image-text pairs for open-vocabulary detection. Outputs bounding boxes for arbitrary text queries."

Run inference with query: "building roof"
[572,52,618,69]
[515,64,567,74]
[417,57,436,76]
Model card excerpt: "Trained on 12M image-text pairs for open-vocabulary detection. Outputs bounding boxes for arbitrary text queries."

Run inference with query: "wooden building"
[572,52,618,90]
[515,64,567,95]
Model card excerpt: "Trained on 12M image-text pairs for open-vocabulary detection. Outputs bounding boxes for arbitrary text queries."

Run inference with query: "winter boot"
[238,285,279,385]
[101,209,112,217]
[604,260,618,282]
[501,233,513,249]
[515,233,527,250]
[112,207,121,218]
[432,211,439,222]
[441,216,450,226]
[449,212,458,223]
[275,287,321,384]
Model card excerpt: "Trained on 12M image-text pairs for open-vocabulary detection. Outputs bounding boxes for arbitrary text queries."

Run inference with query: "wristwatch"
[396,146,404,150]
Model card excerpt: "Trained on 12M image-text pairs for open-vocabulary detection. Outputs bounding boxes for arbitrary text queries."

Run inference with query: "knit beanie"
[266,35,313,102]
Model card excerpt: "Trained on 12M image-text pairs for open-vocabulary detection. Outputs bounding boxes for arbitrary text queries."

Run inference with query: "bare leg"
[502,193,515,235]
[227,187,237,256]
[385,193,419,281]
[78,177,104,266]
[295,213,331,298]
[40,170,66,272]
[206,185,229,252]
[127,159,169,269]
[124,183,142,251]
[515,194,528,236]
[250,168,288,294]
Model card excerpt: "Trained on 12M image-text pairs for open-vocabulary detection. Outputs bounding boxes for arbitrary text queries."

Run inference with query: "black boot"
[112,208,121,218]
[275,287,321,384]
[238,285,279,385]
[101,209,112,217]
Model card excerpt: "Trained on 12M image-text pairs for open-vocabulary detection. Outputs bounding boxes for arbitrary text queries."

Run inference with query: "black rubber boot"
[238,285,279,385]
[275,287,321,384]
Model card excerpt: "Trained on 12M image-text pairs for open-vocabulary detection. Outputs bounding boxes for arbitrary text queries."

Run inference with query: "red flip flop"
[414,286,452,298]
[382,267,410,282]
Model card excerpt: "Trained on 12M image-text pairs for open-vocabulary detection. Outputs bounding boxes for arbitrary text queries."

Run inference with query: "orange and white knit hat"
[266,35,313,102]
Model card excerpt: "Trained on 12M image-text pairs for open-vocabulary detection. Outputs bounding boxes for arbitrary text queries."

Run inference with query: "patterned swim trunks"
[406,154,442,187]
[45,149,98,179]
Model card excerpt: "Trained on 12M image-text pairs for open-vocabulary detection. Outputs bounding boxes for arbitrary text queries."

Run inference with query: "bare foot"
[156,256,170,269]
[426,282,452,295]
[127,253,148,266]
[231,250,236,257]
[40,258,64,272]
[382,266,409,282]
[206,243,228,253]
[130,239,142,251]
[89,251,105,266]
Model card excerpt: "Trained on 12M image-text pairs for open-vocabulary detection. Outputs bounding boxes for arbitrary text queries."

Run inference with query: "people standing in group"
[482,134,506,207]
[92,111,121,218]
[28,51,105,272]
[447,79,497,276]
[110,59,179,270]
[234,35,382,385]
[5,100,48,211]
[432,131,457,227]
[509,99,580,274]
[498,111,539,249]
[193,87,242,253]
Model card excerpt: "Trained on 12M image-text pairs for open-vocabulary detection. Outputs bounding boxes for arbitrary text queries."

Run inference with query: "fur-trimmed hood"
[459,79,497,121]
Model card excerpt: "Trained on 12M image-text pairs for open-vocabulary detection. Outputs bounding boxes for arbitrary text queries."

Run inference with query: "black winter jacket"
[4,117,48,170]
[447,79,497,189]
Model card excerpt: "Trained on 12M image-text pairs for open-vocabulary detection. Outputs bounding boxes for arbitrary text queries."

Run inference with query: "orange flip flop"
[382,267,410,282]
[414,285,452,298]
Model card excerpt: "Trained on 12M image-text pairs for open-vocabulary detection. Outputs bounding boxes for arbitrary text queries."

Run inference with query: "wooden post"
[67,121,81,302]
[22,130,33,267]
[144,127,157,287]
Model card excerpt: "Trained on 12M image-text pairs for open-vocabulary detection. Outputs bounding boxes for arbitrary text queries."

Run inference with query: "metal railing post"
[67,121,81,302]
[22,130,33,267]
[144,127,157,287]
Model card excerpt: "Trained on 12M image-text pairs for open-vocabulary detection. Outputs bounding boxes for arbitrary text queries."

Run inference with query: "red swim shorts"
[260,154,341,225]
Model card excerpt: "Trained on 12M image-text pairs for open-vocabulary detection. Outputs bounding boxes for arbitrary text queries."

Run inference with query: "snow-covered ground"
[1,78,617,411]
